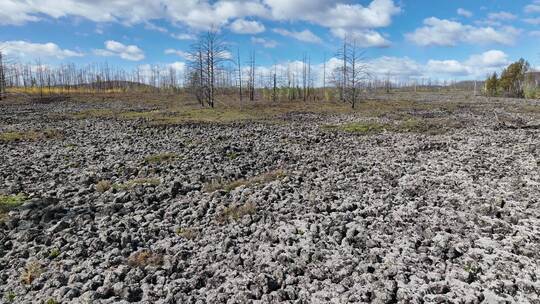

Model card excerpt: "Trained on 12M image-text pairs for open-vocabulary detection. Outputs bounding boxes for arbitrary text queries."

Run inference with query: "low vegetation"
[48,248,60,259]
[0,193,26,220]
[113,178,160,190]
[95,180,111,193]
[0,129,63,142]
[216,202,256,224]
[144,152,179,164]
[323,118,459,135]
[20,261,43,285]
[3,291,16,303]
[204,169,286,193]
[176,227,199,240]
[127,250,163,268]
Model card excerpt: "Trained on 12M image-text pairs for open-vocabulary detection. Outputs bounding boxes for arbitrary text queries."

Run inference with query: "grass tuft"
[95,180,111,193]
[20,261,43,285]
[176,227,199,240]
[127,250,163,268]
[216,202,256,224]
[112,178,160,190]
[0,129,63,142]
[0,194,27,220]
[144,153,179,164]
[204,169,286,193]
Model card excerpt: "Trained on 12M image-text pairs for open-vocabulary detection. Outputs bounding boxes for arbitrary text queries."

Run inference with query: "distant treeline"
[0,44,492,105]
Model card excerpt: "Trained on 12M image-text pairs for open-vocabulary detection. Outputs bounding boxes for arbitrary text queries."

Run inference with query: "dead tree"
[0,51,5,100]
[333,38,369,108]
[187,29,230,108]
[237,48,243,102]
[247,51,255,101]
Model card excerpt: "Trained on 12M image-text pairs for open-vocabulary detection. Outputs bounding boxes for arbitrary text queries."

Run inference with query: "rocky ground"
[0,95,539,303]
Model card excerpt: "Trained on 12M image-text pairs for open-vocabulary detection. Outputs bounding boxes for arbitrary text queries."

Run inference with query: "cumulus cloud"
[164,48,191,59]
[168,61,186,72]
[170,33,197,40]
[330,28,390,47]
[339,50,509,80]
[94,40,145,61]
[0,40,83,59]
[265,0,399,46]
[0,0,400,48]
[264,0,400,29]
[487,11,517,21]
[425,50,509,77]
[457,8,473,18]
[229,19,265,34]
[273,28,322,43]
[405,17,519,46]
[251,37,278,48]
[524,17,540,25]
[525,0,540,13]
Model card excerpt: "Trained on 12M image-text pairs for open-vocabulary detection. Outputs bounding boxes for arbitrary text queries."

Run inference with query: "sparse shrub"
[204,169,285,193]
[0,193,27,221]
[144,153,178,164]
[20,261,43,285]
[127,250,163,268]
[95,180,111,193]
[0,129,63,142]
[4,291,16,303]
[216,202,256,224]
[48,248,60,259]
[0,193,26,211]
[45,299,59,304]
[112,178,160,190]
[176,227,199,240]
[226,152,238,160]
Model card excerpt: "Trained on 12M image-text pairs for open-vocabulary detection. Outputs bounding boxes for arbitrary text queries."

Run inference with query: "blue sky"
[1,0,539,81]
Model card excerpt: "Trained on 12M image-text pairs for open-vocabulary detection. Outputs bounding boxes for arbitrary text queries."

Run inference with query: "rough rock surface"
[1,97,539,303]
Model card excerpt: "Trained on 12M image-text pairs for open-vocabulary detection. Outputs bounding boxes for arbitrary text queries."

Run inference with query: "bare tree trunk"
[237,48,242,103]
[0,51,5,101]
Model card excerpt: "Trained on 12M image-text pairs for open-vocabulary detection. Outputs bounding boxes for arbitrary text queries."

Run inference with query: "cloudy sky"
[1,0,539,81]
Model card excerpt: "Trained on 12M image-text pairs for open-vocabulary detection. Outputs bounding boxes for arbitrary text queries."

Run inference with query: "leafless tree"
[333,38,369,108]
[187,29,230,107]
[236,48,243,102]
[0,51,6,100]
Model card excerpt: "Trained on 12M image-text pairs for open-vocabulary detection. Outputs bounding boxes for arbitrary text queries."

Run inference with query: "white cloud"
[264,0,400,29]
[427,60,469,75]
[366,56,423,77]
[144,22,168,33]
[273,28,322,43]
[168,61,186,71]
[525,0,540,13]
[164,48,191,59]
[524,17,540,25]
[330,28,390,47]
[336,50,509,80]
[0,40,83,59]
[251,37,278,48]
[94,40,145,61]
[0,0,400,47]
[406,17,519,46]
[265,0,399,47]
[530,30,540,37]
[465,50,509,68]
[170,33,196,40]
[488,11,517,21]
[229,19,265,34]
[457,8,473,18]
